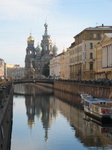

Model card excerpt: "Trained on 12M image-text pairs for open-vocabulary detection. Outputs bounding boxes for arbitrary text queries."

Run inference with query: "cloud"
[0,0,57,20]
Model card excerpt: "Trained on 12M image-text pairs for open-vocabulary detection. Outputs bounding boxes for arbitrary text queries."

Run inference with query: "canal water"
[11,84,112,150]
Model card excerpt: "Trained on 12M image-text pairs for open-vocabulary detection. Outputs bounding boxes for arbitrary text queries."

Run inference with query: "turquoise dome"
[35,44,42,52]
[52,44,58,52]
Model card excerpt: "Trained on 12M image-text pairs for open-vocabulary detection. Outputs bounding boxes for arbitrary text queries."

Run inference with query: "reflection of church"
[24,84,58,141]
[25,23,58,78]
[25,95,58,141]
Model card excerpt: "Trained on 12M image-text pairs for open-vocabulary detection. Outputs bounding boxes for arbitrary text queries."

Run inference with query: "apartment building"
[69,25,112,80]
[7,64,25,79]
[64,49,70,79]
[95,33,112,79]
[60,50,66,79]
[50,53,62,78]
[0,58,5,79]
[50,49,70,79]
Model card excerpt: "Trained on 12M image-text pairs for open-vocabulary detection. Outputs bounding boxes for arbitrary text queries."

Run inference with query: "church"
[25,23,58,79]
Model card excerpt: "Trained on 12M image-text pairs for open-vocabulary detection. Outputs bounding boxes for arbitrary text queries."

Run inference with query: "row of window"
[90,33,101,39]
[75,33,101,44]
[70,63,93,71]
[70,55,82,63]
[70,52,93,63]
[70,43,94,56]
[70,46,82,55]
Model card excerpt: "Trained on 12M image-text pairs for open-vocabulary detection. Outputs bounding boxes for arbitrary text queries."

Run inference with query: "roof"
[56,53,63,57]
[69,42,75,48]
[85,26,112,31]
[85,98,112,103]
[74,26,112,38]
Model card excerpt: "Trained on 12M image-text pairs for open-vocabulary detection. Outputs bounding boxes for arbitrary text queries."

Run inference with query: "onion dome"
[44,22,48,28]
[27,33,34,42]
[27,120,35,128]
[52,44,58,52]
[35,43,42,52]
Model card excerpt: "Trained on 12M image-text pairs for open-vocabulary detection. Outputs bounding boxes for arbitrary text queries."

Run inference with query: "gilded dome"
[27,120,35,128]
[27,34,34,42]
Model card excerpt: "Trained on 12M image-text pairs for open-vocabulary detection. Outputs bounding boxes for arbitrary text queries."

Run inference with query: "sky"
[0,0,112,67]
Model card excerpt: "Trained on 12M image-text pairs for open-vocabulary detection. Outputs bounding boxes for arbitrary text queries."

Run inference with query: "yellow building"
[64,49,70,79]
[60,50,66,79]
[95,33,112,79]
[6,64,25,79]
[69,25,112,80]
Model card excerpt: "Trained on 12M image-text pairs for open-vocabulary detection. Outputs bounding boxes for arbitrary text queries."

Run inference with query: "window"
[90,63,93,70]
[90,73,93,78]
[100,102,106,105]
[97,33,101,39]
[46,46,47,50]
[90,53,93,59]
[90,43,93,49]
[90,33,93,39]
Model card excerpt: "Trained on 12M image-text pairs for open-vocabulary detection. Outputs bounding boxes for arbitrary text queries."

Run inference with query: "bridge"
[12,79,54,84]
[12,78,112,87]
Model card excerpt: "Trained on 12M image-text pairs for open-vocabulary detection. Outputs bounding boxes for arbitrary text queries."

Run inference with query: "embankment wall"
[54,80,112,99]
[0,82,13,150]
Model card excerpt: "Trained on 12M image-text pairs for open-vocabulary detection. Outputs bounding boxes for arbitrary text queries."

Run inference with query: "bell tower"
[41,23,52,56]
[25,33,36,78]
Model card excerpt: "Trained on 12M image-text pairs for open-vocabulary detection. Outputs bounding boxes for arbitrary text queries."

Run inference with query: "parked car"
[93,78,110,85]
[105,79,112,86]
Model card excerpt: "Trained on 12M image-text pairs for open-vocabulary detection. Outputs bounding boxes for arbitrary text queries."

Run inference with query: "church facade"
[25,23,58,79]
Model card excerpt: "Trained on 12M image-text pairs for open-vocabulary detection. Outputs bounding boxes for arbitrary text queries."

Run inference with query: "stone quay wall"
[54,80,112,99]
[0,82,13,150]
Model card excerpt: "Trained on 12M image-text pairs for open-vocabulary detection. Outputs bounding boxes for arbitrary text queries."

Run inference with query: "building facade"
[60,50,66,79]
[95,33,112,79]
[64,49,70,79]
[69,25,112,80]
[50,53,62,79]
[0,58,5,79]
[50,49,70,79]
[7,64,25,79]
[25,23,58,79]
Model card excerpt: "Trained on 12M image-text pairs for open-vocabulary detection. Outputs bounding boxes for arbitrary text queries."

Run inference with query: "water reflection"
[12,84,112,150]
[14,83,54,96]
[55,90,112,149]
[83,114,112,148]
[25,94,58,142]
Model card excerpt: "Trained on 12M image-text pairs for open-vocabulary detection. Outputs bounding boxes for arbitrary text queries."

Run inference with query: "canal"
[11,83,112,150]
